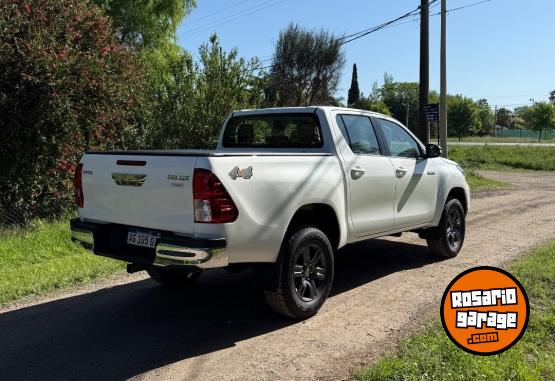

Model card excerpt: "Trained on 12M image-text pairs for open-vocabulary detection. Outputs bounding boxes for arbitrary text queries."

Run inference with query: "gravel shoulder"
[1,171,554,381]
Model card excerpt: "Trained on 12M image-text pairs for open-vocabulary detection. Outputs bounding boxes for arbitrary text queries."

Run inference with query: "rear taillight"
[193,168,238,223]
[74,163,84,208]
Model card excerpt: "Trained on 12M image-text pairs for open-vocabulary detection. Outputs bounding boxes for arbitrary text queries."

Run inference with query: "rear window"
[222,113,323,148]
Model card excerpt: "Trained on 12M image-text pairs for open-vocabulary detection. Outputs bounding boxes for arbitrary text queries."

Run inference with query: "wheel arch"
[286,203,341,251]
[446,187,468,214]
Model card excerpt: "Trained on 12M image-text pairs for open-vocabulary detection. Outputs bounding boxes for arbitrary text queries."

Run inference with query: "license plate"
[127,229,160,248]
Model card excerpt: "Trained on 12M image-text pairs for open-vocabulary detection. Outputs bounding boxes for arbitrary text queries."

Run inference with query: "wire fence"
[495,129,555,140]
[0,200,75,238]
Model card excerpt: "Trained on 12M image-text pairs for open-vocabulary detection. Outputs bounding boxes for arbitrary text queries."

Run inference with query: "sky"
[177,0,555,109]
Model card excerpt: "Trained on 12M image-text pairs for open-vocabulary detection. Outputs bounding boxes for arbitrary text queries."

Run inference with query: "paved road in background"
[2,172,555,381]
[448,141,555,147]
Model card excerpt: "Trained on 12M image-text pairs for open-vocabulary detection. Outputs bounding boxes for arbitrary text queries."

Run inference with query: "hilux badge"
[229,166,253,180]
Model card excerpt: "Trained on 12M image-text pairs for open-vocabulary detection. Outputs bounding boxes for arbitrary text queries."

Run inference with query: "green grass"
[465,171,507,192]
[0,220,124,305]
[448,136,555,144]
[355,239,555,381]
[450,145,555,172]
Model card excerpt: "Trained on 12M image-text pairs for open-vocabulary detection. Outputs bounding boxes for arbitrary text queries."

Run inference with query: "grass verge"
[466,171,507,192]
[448,136,555,144]
[450,146,555,172]
[355,239,555,381]
[0,220,124,305]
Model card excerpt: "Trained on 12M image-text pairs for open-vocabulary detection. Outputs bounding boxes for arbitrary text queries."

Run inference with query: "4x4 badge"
[229,166,253,180]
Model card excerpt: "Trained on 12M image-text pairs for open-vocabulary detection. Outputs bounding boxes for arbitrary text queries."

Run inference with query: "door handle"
[395,166,408,178]
[350,166,366,180]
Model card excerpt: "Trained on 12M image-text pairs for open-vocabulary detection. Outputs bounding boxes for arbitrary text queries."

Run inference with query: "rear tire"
[427,198,466,258]
[147,267,201,287]
[263,226,334,319]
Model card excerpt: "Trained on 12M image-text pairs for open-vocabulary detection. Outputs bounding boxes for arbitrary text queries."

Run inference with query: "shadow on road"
[0,238,441,380]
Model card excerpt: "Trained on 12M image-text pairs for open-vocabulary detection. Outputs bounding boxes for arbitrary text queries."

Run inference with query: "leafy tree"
[496,107,513,128]
[366,101,391,116]
[147,35,266,149]
[269,23,345,106]
[0,0,144,223]
[380,75,419,131]
[447,95,481,140]
[351,93,391,116]
[94,0,196,48]
[512,106,529,131]
[476,99,494,135]
[347,63,360,106]
[549,90,555,105]
[525,102,555,142]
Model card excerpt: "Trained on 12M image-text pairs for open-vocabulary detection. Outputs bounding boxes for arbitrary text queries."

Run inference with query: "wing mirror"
[425,144,442,158]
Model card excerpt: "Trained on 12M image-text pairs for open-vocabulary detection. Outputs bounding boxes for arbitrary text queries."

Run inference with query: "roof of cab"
[232,106,386,118]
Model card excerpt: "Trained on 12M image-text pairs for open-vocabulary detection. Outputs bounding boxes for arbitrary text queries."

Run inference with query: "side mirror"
[425,144,442,158]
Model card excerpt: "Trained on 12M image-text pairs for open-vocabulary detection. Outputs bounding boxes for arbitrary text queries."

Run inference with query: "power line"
[339,0,494,46]
[439,0,493,14]
[182,0,286,36]
[260,0,494,68]
[338,2,430,44]
[185,0,251,26]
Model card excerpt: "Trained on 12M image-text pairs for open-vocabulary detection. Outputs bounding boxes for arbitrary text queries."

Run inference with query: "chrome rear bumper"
[70,218,227,270]
[154,242,228,269]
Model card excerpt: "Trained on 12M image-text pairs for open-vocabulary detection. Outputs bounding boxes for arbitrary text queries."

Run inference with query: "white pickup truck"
[71,106,469,318]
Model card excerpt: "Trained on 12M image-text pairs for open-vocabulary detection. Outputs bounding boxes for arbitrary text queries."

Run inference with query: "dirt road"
[1,171,554,381]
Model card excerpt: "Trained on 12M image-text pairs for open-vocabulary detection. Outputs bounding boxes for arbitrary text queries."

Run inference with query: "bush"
[0,0,145,223]
[145,34,266,149]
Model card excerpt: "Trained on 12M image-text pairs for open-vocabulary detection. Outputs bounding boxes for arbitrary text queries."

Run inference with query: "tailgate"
[80,153,197,234]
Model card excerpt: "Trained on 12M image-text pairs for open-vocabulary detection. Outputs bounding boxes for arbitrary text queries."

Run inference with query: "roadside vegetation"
[450,145,555,172]
[0,221,124,305]
[465,171,507,191]
[448,136,555,144]
[355,239,555,381]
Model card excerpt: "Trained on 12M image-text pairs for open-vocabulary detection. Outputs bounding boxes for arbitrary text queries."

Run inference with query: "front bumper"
[70,218,227,269]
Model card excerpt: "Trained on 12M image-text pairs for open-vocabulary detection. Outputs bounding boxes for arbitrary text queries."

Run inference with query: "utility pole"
[419,0,430,144]
[493,105,498,136]
[439,0,448,157]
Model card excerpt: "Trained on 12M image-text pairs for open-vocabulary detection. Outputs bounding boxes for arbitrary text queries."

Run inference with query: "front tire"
[147,267,201,287]
[263,226,334,319]
[427,198,466,258]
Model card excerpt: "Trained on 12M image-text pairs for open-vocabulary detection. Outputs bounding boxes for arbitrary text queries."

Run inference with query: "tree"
[511,106,529,133]
[269,23,345,106]
[0,0,145,223]
[350,92,391,115]
[549,90,555,105]
[365,101,391,115]
[146,34,266,149]
[496,107,513,128]
[380,75,419,131]
[447,96,481,140]
[476,99,494,135]
[525,102,555,142]
[347,64,360,106]
[94,0,197,48]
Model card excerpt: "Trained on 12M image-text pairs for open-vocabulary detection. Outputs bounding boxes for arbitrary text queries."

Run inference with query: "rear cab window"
[222,113,323,148]
[335,114,381,155]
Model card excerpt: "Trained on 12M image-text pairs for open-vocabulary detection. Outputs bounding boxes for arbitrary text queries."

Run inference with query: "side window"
[336,115,381,155]
[379,119,421,158]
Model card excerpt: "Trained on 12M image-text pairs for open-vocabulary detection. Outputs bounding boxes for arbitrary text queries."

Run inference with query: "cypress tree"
[347,63,360,106]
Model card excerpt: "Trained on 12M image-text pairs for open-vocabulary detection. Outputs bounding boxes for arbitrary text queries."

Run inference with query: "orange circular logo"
[441,266,529,355]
